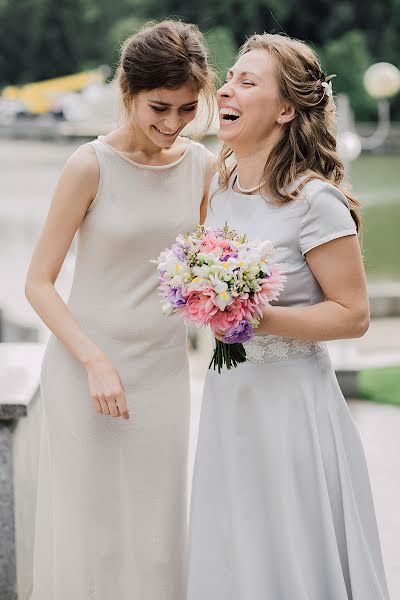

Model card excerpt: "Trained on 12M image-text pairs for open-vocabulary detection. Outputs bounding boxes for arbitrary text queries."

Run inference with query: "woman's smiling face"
[133,83,199,147]
[217,49,285,149]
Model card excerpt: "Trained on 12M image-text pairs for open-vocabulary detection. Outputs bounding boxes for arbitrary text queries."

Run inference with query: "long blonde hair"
[217,33,361,230]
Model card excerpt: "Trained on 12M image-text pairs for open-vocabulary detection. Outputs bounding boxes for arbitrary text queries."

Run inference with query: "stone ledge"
[0,343,45,420]
[369,283,400,318]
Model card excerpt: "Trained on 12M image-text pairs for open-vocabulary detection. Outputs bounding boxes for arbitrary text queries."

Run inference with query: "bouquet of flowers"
[154,224,286,372]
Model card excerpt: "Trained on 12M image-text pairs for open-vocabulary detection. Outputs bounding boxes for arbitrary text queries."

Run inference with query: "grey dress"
[32,137,205,600]
[187,173,390,600]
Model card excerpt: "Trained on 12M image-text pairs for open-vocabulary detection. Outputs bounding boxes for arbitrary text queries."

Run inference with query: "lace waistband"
[243,335,326,364]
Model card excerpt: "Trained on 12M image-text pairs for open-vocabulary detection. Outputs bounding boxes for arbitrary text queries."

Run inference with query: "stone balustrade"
[0,343,44,600]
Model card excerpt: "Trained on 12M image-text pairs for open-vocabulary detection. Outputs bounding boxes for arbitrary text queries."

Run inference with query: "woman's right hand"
[86,355,130,420]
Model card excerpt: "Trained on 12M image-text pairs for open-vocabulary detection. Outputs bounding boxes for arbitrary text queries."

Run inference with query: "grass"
[359,367,400,406]
[350,154,400,280]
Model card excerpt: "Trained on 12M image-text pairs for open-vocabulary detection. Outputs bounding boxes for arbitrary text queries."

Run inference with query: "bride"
[187,33,390,600]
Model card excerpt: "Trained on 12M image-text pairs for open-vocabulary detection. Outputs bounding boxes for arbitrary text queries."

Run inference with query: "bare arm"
[199,148,217,225]
[25,144,129,419]
[257,235,370,341]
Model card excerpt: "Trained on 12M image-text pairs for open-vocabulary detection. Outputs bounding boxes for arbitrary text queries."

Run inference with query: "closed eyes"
[222,79,255,86]
[150,106,197,113]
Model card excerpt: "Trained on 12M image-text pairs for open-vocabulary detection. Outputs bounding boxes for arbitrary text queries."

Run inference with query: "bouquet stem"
[208,339,247,373]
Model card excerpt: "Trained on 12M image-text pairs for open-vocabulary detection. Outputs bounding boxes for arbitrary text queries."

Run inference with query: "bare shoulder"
[203,146,218,168]
[199,147,218,224]
[46,142,101,216]
[65,143,99,178]
[60,143,100,199]
[203,147,217,187]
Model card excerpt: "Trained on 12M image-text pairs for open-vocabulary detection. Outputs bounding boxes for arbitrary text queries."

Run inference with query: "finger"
[213,329,225,339]
[116,394,130,420]
[107,398,120,418]
[92,397,102,414]
[98,395,110,416]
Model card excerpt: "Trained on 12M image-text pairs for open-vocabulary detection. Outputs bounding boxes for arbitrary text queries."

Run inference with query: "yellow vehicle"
[2,69,106,115]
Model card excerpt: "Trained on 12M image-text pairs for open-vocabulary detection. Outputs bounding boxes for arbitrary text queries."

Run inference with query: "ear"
[277,103,296,125]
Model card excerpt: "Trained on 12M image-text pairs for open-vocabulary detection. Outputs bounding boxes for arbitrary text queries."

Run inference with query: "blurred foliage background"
[0,0,399,121]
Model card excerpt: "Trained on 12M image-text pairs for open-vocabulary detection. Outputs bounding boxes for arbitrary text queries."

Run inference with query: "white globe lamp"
[363,62,400,99]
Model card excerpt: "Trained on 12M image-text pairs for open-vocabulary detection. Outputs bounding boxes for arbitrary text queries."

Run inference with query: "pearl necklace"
[235,172,266,194]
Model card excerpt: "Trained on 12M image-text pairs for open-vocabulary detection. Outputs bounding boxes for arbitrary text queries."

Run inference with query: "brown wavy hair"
[115,20,217,136]
[217,33,361,230]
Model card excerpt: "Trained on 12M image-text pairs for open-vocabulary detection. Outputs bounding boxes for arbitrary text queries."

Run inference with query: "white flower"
[209,263,234,282]
[209,279,232,310]
[197,252,219,265]
[161,256,190,279]
[192,265,212,278]
[162,303,175,316]
[214,289,232,310]
[321,81,333,97]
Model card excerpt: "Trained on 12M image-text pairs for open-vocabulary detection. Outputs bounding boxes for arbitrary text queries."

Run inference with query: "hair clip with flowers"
[307,69,337,99]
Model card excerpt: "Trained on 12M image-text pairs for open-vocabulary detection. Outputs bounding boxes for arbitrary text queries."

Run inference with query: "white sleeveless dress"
[32,137,205,600]
[187,173,390,600]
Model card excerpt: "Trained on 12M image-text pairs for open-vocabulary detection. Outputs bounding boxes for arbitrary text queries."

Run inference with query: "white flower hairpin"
[320,74,337,98]
[307,70,337,100]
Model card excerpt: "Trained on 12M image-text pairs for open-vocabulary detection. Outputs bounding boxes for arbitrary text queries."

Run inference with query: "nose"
[163,113,182,132]
[217,81,233,100]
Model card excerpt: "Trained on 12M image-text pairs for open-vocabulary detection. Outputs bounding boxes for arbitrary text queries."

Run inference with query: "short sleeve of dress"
[299,180,357,255]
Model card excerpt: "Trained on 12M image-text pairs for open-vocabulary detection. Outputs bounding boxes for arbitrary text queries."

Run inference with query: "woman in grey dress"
[25,21,216,600]
[187,34,390,600]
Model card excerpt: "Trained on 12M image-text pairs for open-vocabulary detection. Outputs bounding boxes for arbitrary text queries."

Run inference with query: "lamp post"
[337,62,400,164]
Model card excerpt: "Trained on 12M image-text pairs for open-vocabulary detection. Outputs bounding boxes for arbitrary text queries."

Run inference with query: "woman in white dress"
[188,34,391,600]
[25,20,216,600]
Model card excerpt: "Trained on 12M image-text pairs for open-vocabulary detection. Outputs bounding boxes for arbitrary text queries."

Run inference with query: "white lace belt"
[243,335,326,364]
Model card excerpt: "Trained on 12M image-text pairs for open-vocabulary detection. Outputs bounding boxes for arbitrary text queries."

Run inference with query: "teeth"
[220,107,242,118]
[156,127,179,135]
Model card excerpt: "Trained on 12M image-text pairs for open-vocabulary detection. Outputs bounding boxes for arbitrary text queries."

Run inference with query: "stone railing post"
[0,344,44,600]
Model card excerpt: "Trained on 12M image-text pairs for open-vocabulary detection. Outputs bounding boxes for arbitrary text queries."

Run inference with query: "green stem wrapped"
[208,339,247,372]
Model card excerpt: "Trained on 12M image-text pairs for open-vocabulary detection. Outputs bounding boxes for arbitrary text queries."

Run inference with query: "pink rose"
[199,232,232,255]
[210,298,246,333]
[185,289,219,326]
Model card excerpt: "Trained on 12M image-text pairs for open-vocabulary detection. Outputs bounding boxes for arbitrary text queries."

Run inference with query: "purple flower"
[168,287,187,308]
[220,252,238,262]
[171,243,187,261]
[222,320,254,344]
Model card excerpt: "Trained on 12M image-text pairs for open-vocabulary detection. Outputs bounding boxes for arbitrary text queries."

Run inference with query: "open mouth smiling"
[220,107,242,122]
[154,126,181,136]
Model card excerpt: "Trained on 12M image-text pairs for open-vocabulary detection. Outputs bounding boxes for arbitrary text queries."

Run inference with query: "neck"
[121,123,170,159]
[234,145,272,192]
[231,133,280,192]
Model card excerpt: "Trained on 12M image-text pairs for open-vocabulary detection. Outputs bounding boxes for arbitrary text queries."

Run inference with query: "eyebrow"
[148,99,199,107]
[227,70,258,78]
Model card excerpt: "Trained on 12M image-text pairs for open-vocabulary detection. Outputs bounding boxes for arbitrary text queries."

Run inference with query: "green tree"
[318,30,376,121]
[107,16,146,71]
[0,0,39,85]
[205,27,237,84]
[29,0,83,80]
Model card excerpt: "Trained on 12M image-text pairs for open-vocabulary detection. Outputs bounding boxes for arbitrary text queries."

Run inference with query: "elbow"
[24,278,35,305]
[353,311,370,338]
[24,276,43,306]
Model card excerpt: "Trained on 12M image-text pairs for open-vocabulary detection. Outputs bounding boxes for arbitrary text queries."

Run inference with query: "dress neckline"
[97,135,193,170]
[228,170,307,200]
